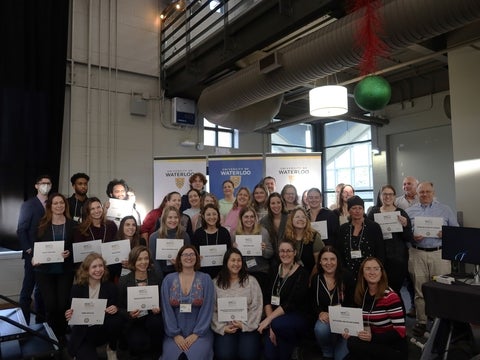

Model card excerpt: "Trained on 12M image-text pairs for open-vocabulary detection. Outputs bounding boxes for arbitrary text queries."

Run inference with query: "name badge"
[180,303,192,313]
[350,250,362,259]
[271,296,280,306]
[246,258,257,268]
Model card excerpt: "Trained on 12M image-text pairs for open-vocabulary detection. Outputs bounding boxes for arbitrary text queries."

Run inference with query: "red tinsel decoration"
[352,0,387,76]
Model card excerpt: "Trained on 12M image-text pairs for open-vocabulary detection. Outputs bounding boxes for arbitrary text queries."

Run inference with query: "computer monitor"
[442,225,480,285]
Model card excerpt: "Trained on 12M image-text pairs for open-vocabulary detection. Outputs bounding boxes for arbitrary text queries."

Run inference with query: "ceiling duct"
[197,0,480,130]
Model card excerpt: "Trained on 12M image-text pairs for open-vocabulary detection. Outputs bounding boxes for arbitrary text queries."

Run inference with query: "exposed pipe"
[197,0,480,129]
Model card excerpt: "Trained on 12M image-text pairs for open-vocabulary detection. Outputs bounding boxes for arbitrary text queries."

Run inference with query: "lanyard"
[89,225,106,242]
[349,222,365,251]
[317,275,340,307]
[51,223,65,241]
[361,291,376,325]
[205,229,219,245]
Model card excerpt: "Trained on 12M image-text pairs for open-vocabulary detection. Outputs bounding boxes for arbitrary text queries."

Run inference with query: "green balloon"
[354,75,391,111]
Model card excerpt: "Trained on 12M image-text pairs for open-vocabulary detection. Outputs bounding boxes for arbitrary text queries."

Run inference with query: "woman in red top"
[344,257,407,360]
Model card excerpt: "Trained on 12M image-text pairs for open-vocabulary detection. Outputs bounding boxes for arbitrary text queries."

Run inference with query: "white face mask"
[38,184,52,195]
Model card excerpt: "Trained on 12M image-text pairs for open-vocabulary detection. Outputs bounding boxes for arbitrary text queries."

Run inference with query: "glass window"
[203,118,238,148]
[271,123,313,153]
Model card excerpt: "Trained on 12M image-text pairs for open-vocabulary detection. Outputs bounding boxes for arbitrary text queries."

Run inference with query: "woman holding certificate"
[366,185,412,294]
[118,246,163,359]
[149,206,191,278]
[65,253,123,360]
[232,206,273,290]
[311,246,355,360]
[33,193,76,341]
[192,204,232,279]
[344,257,407,360]
[161,245,215,360]
[73,197,118,281]
[258,240,310,360]
[211,248,263,360]
[284,207,324,275]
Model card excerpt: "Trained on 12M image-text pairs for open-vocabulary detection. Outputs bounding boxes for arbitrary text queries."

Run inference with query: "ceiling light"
[309,85,348,117]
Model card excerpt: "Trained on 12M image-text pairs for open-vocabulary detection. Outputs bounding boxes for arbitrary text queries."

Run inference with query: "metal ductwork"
[197,0,480,130]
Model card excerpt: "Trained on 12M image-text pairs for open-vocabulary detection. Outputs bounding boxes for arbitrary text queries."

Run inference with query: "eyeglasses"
[364,267,381,272]
[181,253,196,258]
[279,249,294,254]
[381,193,395,197]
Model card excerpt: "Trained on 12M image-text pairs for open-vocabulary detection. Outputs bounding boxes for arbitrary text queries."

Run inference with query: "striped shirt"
[363,289,406,341]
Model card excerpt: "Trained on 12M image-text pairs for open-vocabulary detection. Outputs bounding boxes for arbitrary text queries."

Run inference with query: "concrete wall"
[60,0,265,214]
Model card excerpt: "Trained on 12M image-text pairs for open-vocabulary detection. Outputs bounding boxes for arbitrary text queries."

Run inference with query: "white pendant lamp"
[309,85,348,117]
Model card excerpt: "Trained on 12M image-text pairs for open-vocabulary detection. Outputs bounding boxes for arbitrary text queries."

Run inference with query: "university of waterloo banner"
[265,153,322,194]
[208,155,264,199]
[153,157,207,207]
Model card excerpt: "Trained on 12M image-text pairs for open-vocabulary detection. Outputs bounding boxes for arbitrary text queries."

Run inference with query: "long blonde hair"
[284,207,316,244]
[74,253,109,285]
[158,206,185,239]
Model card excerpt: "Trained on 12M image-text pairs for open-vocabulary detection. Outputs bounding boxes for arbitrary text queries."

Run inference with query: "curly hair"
[284,207,316,244]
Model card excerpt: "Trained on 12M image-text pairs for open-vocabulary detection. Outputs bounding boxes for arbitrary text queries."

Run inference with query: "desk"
[423,281,480,324]
[420,281,480,360]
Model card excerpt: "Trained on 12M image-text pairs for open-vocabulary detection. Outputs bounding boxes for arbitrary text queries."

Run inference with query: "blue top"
[161,271,214,338]
[406,201,458,248]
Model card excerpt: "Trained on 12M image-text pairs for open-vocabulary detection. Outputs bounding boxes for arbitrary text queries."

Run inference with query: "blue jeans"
[214,331,261,360]
[314,319,348,360]
[263,313,308,360]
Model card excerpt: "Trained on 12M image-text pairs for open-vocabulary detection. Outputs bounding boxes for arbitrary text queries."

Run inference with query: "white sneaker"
[106,345,118,360]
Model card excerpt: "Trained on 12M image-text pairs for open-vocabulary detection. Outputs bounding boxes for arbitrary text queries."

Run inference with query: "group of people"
[16,172,458,359]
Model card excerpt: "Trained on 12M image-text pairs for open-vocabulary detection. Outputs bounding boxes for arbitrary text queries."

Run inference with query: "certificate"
[374,211,402,239]
[33,241,64,264]
[217,297,247,322]
[155,238,184,260]
[235,235,262,256]
[311,221,328,240]
[328,306,364,336]
[414,216,443,238]
[101,239,131,265]
[69,298,107,325]
[106,198,133,220]
[73,240,102,263]
[200,244,227,267]
[127,285,159,311]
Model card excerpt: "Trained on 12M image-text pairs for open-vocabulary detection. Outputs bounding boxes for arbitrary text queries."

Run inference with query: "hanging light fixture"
[309,85,348,117]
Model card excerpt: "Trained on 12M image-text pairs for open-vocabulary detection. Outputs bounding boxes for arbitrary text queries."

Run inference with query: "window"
[271,123,313,153]
[203,118,238,148]
[323,120,374,208]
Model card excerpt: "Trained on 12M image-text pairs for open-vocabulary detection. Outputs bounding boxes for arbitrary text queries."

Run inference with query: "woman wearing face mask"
[211,248,263,360]
[118,246,163,359]
[149,206,191,279]
[283,207,325,276]
[74,197,118,282]
[32,193,76,341]
[65,253,123,360]
[232,206,273,290]
[192,204,232,279]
